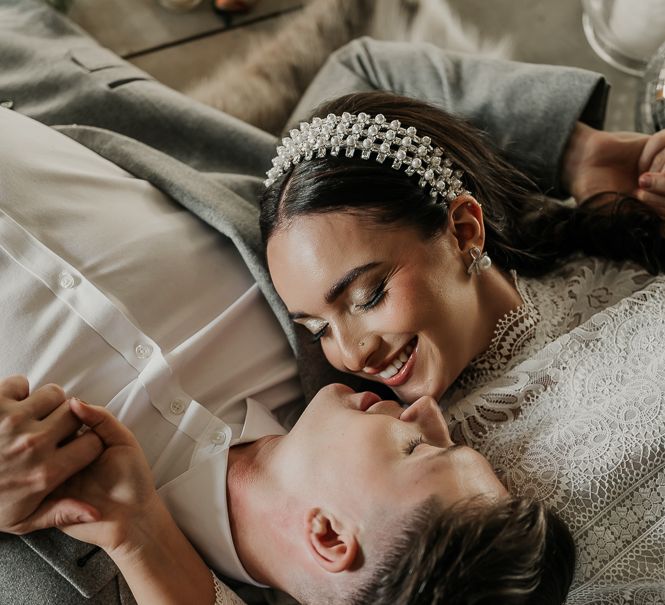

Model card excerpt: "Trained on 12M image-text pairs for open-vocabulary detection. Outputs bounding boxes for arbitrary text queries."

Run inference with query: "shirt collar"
[235,396,287,445]
[158,398,286,586]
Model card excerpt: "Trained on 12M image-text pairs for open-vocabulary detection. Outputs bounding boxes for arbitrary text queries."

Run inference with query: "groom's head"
[244,384,575,604]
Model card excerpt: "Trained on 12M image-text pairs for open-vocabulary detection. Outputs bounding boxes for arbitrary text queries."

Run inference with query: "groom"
[0,0,651,603]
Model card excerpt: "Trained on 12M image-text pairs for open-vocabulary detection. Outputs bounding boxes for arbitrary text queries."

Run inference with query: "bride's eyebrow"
[324,261,381,304]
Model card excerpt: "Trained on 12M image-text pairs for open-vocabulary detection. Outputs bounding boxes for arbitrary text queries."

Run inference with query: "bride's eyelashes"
[354,277,388,312]
[311,323,328,343]
[298,275,390,343]
[307,277,389,343]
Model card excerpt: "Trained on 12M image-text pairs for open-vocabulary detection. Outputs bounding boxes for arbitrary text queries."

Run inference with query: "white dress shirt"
[0,107,301,584]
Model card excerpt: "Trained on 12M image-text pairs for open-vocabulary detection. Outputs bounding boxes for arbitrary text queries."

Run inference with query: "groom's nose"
[400,396,454,447]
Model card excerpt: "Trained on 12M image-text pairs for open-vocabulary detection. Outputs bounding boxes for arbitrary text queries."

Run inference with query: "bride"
[261,91,665,603]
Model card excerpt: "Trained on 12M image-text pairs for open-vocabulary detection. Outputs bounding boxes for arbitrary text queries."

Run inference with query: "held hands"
[54,399,162,557]
[562,123,665,216]
[0,375,161,557]
[0,376,103,533]
[1,378,217,603]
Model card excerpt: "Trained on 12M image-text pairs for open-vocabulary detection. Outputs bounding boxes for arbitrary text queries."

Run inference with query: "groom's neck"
[226,435,288,588]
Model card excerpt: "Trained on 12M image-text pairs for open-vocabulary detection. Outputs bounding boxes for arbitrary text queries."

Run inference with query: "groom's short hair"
[345,496,575,605]
[296,496,575,605]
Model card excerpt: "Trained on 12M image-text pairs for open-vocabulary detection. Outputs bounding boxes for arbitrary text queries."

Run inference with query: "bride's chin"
[400,377,447,405]
[395,383,430,406]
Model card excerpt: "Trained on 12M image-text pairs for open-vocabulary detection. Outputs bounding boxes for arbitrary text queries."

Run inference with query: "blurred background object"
[636,41,665,132]
[581,0,665,76]
[44,0,74,11]
[158,0,204,12]
[212,0,259,12]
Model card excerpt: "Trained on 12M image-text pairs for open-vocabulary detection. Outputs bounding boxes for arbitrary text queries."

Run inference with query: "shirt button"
[58,271,76,289]
[170,399,186,415]
[210,430,227,446]
[134,343,153,359]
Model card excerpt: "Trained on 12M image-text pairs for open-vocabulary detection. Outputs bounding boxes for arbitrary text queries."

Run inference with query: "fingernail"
[77,513,96,523]
[639,174,652,189]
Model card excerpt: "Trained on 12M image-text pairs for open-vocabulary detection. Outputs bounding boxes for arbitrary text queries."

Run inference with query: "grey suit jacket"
[0,1,608,602]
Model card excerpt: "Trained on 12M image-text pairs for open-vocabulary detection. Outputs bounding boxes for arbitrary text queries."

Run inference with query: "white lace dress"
[440,257,665,604]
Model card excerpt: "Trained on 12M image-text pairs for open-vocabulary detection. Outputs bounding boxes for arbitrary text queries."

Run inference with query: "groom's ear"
[305,509,359,573]
[447,195,485,253]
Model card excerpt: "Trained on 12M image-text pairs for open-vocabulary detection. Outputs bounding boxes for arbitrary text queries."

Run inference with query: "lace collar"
[444,271,540,402]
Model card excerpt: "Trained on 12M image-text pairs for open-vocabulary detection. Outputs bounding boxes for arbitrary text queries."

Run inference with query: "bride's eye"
[356,278,387,311]
[311,322,329,343]
[296,318,329,343]
[403,435,425,455]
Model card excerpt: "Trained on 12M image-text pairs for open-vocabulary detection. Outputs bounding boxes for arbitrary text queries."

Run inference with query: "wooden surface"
[130,14,292,92]
[67,0,304,58]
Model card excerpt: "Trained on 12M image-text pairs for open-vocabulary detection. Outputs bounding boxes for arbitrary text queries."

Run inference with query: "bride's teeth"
[398,351,408,363]
[381,356,407,380]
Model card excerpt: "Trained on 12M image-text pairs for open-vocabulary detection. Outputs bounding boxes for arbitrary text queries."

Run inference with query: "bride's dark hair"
[260,91,663,276]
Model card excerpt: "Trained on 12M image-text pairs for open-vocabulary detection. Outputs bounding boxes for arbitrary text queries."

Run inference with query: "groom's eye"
[403,435,425,455]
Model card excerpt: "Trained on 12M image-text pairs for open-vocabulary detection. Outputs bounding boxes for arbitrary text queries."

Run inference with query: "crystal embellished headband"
[264,112,467,207]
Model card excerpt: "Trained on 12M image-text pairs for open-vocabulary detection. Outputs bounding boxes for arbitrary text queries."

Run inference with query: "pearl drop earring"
[467,246,492,275]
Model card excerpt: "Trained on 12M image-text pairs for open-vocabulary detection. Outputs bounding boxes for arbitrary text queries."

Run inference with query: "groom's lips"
[357,391,382,411]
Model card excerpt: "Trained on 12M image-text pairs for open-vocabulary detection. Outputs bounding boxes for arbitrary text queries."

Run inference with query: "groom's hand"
[562,122,665,217]
[0,375,103,534]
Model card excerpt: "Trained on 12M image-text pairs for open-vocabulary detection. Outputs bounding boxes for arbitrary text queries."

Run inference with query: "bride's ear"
[447,194,485,253]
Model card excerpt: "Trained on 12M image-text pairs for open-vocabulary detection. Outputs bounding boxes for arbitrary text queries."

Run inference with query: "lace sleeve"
[211,570,248,605]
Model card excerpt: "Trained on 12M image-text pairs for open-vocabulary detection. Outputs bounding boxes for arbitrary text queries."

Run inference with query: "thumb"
[13,498,101,533]
[638,129,665,174]
[68,399,134,448]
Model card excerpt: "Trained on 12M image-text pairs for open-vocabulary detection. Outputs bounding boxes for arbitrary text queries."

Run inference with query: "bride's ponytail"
[499,194,664,276]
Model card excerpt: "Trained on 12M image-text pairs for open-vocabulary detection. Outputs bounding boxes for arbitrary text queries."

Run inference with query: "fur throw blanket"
[186,0,510,134]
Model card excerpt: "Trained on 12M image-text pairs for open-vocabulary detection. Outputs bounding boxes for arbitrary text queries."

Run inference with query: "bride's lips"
[363,337,418,387]
[382,340,417,387]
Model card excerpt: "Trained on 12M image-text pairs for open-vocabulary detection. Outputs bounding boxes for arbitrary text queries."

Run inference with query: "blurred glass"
[582,0,665,76]
[636,41,665,132]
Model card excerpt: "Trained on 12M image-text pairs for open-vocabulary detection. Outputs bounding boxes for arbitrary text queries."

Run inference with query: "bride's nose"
[335,327,378,373]
[400,396,454,447]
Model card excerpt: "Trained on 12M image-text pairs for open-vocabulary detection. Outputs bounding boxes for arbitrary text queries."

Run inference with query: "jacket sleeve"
[289,37,609,198]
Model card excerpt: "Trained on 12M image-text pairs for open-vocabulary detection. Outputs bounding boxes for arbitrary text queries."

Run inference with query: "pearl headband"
[264,112,467,207]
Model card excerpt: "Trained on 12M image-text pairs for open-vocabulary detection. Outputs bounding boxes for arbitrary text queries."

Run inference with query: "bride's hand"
[51,400,161,556]
[55,402,221,604]
[562,123,665,218]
